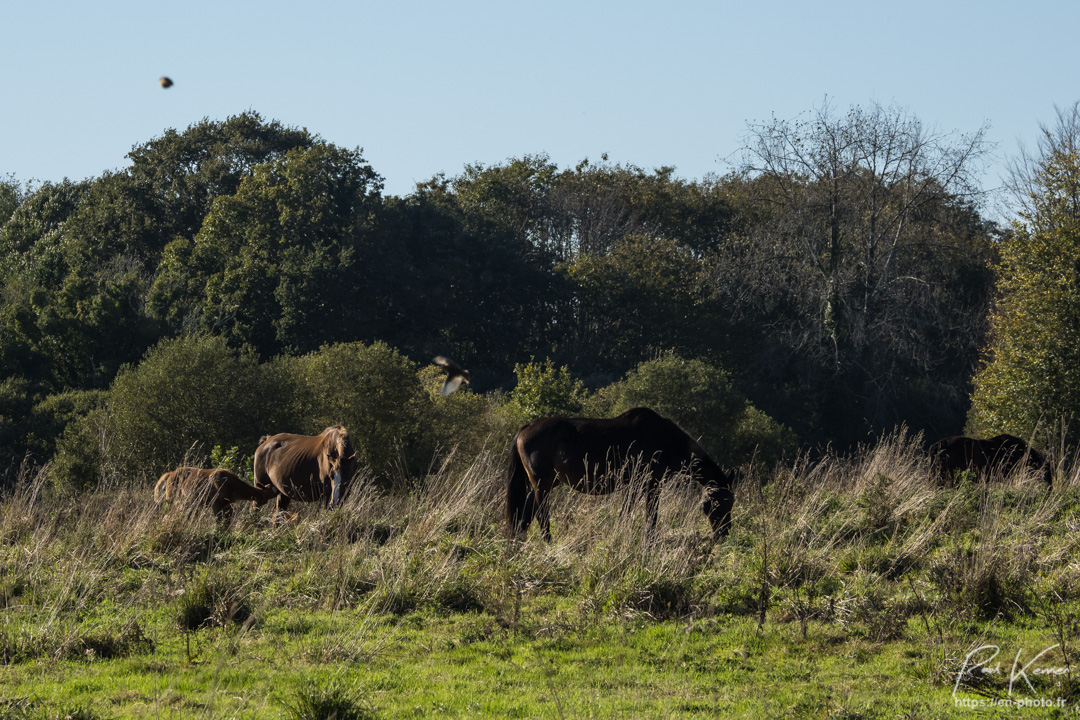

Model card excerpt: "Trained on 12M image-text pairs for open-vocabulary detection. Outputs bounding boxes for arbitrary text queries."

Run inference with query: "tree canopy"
[0,102,1012,484]
[969,104,1080,446]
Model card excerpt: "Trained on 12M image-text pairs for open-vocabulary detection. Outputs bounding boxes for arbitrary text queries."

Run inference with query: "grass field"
[3,433,1080,718]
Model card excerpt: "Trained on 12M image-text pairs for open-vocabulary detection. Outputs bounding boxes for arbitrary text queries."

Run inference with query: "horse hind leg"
[534,479,556,542]
[514,488,537,541]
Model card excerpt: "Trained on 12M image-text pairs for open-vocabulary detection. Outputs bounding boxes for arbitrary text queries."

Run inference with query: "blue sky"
[4,1,1078,209]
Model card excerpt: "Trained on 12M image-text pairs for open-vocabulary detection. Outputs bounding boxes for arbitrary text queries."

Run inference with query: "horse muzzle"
[329,468,344,509]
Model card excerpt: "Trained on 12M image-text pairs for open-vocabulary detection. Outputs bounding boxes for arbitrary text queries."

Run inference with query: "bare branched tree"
[726,100,995,442]
[1004,101,1080,230]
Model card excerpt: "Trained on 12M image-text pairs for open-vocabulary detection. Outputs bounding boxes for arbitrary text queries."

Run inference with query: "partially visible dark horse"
[154,466,275,525]
[253,426,358,517]
[930,433,1052,486]
[506,407,736,541]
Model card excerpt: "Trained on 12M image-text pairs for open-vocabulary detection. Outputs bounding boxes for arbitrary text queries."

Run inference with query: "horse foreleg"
[644,483,660,533]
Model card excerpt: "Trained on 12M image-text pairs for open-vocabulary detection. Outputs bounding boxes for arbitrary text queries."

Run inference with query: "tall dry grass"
[3,428,1080,668]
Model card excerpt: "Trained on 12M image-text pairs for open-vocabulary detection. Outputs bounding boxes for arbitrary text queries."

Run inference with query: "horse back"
[208,469,276,505]
[254,433,309,486]
[154,466,211,502]
[516,408,703,488]
[932,433,1049,483]
[268,434,325,478]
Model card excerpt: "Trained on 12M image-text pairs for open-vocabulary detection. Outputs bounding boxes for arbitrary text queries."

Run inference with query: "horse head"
[320,426,357,509]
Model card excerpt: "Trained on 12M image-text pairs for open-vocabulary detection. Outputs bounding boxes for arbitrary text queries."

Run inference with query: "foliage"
[559,234,711,370]
[969,104,1080,446]
[149,143,384,357]
[99,335,288,481]
[0,115,315,397]
[24,389,107,479]
[506,358,585,424]
[396,166,558,371]
[0,175,24,225]
[732,100,995,445]
[419,364,517,471]
[284,342,427,481]
[0,103,1012,475]
[125,111,315,247]
[0,377,34,481]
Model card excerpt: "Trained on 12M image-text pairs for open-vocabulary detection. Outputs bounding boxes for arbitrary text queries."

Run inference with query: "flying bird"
[432,356,470,396]
[159,76,174,89]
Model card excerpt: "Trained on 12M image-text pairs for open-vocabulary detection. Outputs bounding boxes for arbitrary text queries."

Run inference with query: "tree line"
[2,101,1077,486]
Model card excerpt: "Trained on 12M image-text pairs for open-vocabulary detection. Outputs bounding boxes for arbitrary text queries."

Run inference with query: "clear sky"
[4,0,1078,209]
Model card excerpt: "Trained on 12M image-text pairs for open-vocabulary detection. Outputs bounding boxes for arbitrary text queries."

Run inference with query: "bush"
[176,567,252,631]
[0,376,34,480]
[506,358,585,425]
[279,681,377,720]
[419,364,516,472]
[100,335,289,482]
[284,342,427,482]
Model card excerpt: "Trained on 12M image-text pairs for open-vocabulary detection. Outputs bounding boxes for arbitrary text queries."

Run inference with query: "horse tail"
[506,431,535,539]
[153,471,172,503]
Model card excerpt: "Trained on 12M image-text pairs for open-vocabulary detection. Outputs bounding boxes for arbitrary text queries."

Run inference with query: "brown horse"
[154,466,275,524]
[253,426,357,516]
[929,433,1052,486]
[506,407,736,541]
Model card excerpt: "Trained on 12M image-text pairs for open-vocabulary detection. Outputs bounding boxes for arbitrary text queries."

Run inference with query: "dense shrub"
[98,335,289,481]
[419,364,516,472]
[505,358,586,425]
[284,341,428,482]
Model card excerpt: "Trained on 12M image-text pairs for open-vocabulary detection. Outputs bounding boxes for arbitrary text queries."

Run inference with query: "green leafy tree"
[0,175,23,223]
[0,115,315,395]
[969,104,1080,446]
[399,164,558,371]
[150,144,384,356]
[126,111,315,248]
[0,181,93,388]
[559,234,710,369]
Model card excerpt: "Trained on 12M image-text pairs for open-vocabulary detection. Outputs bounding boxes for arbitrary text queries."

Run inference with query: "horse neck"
[692,454,730,490]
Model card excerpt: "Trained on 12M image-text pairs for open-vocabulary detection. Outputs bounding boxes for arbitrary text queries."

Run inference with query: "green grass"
[5,611,1073,718]
[3,433,1080,718]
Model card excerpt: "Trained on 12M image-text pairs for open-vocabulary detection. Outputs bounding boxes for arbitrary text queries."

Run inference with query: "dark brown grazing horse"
[253,426,357,517]
[154,466,275,524]
[929,433,1052,486]
[506,407,736,541]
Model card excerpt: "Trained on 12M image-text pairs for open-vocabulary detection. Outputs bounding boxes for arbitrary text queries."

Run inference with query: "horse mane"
[322,425,355,460]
